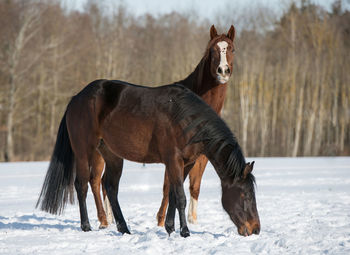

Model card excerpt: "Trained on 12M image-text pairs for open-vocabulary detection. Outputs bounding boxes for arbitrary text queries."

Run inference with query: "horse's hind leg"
[156,171,169,227]
[188,155,208,224]
[98,142,130,234]
[66,95,101,232]
[75,158,92,231]
[90,150,108,229]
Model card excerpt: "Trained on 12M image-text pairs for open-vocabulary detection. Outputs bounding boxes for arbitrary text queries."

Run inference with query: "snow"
[0,157,350,254]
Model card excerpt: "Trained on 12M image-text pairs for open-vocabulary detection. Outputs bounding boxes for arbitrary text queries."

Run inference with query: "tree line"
[0,0,349,161]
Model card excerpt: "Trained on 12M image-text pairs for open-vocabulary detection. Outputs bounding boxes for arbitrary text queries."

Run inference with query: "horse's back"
[64,79,192,163]
[98,81,182,162]
[66,79,185,120]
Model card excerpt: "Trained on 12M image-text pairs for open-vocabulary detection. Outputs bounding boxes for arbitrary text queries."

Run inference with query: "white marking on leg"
[188,196,198,224]
[104,196,114,224]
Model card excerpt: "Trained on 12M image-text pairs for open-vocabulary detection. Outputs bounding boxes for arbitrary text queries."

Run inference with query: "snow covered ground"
[0,157,349,254]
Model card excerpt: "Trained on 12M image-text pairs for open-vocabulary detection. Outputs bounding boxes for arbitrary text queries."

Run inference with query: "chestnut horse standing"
[36,80,260,237]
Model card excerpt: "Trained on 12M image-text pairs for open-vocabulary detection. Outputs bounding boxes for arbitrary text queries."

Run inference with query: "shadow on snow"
[0,214,80,231]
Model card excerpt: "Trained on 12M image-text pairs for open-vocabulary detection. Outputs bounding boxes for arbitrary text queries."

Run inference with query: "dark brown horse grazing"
[36,80,260,237]
[91,24,237,228]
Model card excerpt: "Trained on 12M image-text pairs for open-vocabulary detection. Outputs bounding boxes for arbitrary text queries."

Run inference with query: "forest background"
[0,0,349,161]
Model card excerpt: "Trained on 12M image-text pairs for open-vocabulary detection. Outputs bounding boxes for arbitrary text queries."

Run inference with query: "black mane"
[170,85,246,180]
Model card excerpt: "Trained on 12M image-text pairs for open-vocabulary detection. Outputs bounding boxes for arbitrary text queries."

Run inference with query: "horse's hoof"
[99,224,108,229]
[117,223,130,234]
[81,224,92,232]
[99,217,109,228]
[156,214,165,227]
[180,226,190,238]
[188,215,197,224]
[122,229,131,235]
[165,223,175,236]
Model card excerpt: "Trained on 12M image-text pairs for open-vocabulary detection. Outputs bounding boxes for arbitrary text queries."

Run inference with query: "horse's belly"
[108,141,161,163]
[101,116,161,163]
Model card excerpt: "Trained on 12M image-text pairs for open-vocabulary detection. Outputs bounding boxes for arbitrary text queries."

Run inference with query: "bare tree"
[1,3,43,161]
[0,0,349,160]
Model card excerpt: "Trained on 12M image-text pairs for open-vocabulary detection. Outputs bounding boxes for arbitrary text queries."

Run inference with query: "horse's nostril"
[218,67,222,74]
[225,68,230,74]
[253,227,260,235]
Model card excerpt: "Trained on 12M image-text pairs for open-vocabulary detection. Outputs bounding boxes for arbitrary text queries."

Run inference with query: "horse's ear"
[227,25,235,41]
[243,161,254,179]
[210,25,218,40]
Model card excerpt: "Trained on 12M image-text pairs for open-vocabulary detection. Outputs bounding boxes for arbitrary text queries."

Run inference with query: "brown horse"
[36,80,260,237]
[87,24,237,229]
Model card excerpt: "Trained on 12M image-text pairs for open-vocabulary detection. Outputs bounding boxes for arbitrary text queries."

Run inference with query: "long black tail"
[36,113,75,215]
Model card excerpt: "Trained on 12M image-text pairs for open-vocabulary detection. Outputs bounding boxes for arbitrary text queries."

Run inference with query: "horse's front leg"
[188,155,208,224]
[156,171,169,227]
[165,185,189,237]
[165,185,176,235]
[164,157,190,238]
[175,184,190,237]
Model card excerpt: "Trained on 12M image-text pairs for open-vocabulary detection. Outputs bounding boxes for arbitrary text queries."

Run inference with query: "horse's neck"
[178,58,228,114]
[204,148,229,181]
[204,144,244,182]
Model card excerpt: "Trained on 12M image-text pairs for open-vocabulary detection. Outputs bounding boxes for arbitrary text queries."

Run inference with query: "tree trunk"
[5,77,15,161]
[292,84,305,156]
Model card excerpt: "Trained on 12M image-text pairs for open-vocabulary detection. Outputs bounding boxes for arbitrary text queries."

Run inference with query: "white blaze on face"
[216,41,230,84]
[217,41,228,67]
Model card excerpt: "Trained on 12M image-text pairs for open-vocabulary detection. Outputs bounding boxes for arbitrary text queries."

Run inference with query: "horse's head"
[221,161,260,236]
[207,25,235,85]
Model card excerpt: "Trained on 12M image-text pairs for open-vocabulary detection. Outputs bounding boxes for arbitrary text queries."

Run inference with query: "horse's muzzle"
[238,221,260,236]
